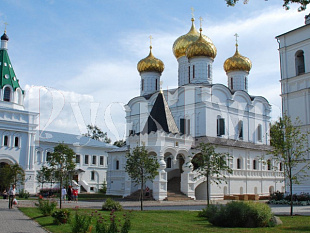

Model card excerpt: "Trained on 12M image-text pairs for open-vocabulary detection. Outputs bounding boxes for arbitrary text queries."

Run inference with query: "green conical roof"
[0,47,22,91]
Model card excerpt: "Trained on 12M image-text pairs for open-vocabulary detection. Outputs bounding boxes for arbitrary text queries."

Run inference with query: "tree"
[36,166,56,194]
[125,146,160,210]
[192,143,232,206]
[225,0,310,11]
[0,163,25,191]
[83,124,111,144]
[113,140,126,147]
[47,144,76,209]
[270,115,310,216]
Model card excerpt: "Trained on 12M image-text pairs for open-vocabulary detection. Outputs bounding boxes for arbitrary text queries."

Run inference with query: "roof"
[276,23,310,38]
[37,130,117,149]
[194,136,273,151]
[142,92,179,134]
[0,48,22,91]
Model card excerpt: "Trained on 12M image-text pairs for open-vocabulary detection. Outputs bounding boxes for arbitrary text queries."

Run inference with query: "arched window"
[231,77,233,89]
[295,50,305,75]
[237,158,241,169]
[279,162,283,171]
[253,159,257,170]
[267,159,271,170]
[244,77,247,90]
[257,124,262,142]
[14,137,19,147]
[46,152,51,162]
[188,66,191,83]
[155,79,158,91]
[3,87,11,102]
[37,151,41,163]
[193,65,195,79]
[217,116,225,136]
[207,64,211,79]
[3,135,8,146]
[238,120,243,139]
[91,171,95,180]
[116,160,119,170]
[166,157,172,168]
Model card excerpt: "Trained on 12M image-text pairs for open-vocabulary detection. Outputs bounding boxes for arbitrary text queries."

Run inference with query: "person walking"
[72,188,78,203]
[67,186,72,202]
[8,184,16,209]
[61,186,67,202]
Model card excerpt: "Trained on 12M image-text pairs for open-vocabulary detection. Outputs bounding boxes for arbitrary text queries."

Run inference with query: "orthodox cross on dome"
[234,33,239,46]
[191,7,195,18]
[199,17,203,32]
[4,22,8,33]
[149,35,153,46]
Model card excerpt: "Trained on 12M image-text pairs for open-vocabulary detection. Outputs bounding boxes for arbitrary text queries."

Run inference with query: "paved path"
[0,199,48,233]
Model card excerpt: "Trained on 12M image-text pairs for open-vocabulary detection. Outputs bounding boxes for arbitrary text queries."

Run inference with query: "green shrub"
[203,202,273,228]
[71,211,92,233]
[198,205,218,218]
[102,198,123,211]
[52,209,70,225]
[36,199,57,216]
[95,209,131,233]
[18,189,30,199]
[99,181,107,194]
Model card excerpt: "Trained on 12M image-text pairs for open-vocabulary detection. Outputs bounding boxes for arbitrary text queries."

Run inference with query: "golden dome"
[224,45,252,73]
[186,29,217,59]
[137,46,165,74]
[172,18,215,59]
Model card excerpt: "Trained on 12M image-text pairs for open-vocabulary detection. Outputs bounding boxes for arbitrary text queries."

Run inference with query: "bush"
[102,198,123,211]
[203,202,274,228]
[95,209,131,233]
[71,211,92,233]
[270,191,284,201]
[18,189,30,199]
[198,205,218,218]
[99,181,107,194]
[36,198,57,216]
[52,209,70,225]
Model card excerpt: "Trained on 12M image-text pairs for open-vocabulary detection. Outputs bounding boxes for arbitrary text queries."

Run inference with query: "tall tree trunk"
[207,174,210,206]
[289,167,293,216]
[60,179,62,209]
[140,175,144,211]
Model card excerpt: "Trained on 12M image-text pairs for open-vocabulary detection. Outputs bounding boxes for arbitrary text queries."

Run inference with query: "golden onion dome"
[224,45,252,73]
[186,28,217,59]
[172,18,215,59]
[137,46,165,74]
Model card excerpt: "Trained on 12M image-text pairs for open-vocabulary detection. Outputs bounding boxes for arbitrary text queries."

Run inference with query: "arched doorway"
[0,162,11,192]
[177,154,185,173]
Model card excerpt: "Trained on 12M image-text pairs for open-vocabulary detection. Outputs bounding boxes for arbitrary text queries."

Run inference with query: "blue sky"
[0,0,308,142]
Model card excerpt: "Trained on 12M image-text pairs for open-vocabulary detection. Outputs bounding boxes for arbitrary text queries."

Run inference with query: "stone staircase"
[124,189,154,201]
[164,177,194,201]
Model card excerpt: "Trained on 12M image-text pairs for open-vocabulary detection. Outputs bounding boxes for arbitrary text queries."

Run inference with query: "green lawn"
[19,207,310,233]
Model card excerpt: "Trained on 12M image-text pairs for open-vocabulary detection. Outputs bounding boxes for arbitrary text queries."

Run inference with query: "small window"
[217,118,225,136]
[85,155,89,165]
[295,50,305,75]
[245,77,247,90]
[238,121,243,139]
[257,124,262,142]
[4,62,7,66]
[167,157,172,168]
[91,171,95,180]
[279,162,283,171]
[231,77,233,90]
[142,79,144,91]
[155,79,158,91]
[188,66,190,83]
[187,119,190,135]
[253,160,257,170]
[92,155,96,165]
[4,74,9,79]
[116,160,119,170]
[46,152,51,162]
[14,137,19,147]
[267,159,271,170]
[193,65,195,79]
[237,158,241,169]
[100,156,104,166]
[4,135,8,146]
[180,118,185,134]
[207,64,211,79]
[76,154,80,164]
[90,187,94,191]
[3,87,11,102]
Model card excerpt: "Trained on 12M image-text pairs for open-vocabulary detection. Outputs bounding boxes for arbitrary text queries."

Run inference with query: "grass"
[19,207,310,233]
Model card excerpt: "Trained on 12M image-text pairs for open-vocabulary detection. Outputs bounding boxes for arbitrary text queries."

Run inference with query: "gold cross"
[191,7,195,18]
[4,22,8,33]
[234,33,239,45]
[199,17,203,28]
[160,81,163,90]
[149,35,153,46]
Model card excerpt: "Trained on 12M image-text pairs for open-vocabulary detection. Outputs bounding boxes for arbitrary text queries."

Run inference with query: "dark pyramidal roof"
[142,92,179,134]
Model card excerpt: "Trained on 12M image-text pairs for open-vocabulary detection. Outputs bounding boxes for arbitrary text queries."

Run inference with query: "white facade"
[107,19,284,200]
[276,16,310,194]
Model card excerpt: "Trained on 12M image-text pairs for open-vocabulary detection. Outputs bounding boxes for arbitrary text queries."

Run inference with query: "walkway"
[0,199,48,233]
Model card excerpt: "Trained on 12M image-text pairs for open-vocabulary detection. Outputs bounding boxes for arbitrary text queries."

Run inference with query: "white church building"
[276,15,310,194]
[106,17,284,200]
[0,30,116,194]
